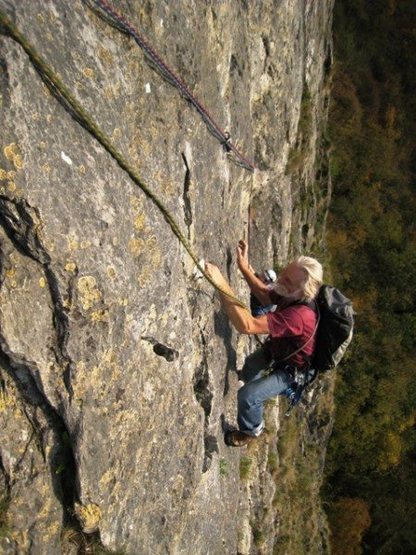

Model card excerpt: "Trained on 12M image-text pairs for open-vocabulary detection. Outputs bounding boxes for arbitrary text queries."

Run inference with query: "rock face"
[0,1,334,553]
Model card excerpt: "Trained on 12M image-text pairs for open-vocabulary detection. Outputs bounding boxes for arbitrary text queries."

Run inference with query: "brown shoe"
[224,430,257,447]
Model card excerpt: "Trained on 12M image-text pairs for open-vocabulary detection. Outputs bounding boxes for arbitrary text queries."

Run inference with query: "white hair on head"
[294,255,323,301]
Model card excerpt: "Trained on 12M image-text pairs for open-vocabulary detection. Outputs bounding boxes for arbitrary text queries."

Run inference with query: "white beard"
[274,283,303,300]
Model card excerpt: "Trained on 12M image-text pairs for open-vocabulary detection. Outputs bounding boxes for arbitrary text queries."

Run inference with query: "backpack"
[311,285,354,372]
[279,285,354,415]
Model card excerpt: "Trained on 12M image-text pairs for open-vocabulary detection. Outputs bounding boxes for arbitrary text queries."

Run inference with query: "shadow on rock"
[213,310,237,397]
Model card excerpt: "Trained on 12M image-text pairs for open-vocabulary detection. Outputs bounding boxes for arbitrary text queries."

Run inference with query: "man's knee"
[238,383,257,409]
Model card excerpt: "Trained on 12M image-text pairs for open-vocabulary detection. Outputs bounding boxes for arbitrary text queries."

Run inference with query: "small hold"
[141,336,178,362]
[153,343,178,362]
[145,82,151,94]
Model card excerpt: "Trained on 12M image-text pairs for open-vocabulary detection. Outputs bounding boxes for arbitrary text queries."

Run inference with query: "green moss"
[253,526,266,546]
[239,456,252,480]
[267,452,278,474]
[219,458,229,476]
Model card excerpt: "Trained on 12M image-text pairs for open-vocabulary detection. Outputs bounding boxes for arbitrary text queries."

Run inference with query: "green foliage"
[327,497,371,555]
[219,458,229,477]
[324,0,416,552]
[239,455,252,480]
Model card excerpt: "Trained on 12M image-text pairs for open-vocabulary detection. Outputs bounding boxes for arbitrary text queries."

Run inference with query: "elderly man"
[205,240,323,447]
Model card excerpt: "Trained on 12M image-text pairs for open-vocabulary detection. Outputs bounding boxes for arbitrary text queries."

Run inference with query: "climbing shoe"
[224,430,257,447]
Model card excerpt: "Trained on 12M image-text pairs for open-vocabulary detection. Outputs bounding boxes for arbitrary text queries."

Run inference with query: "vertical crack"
[0,195,74,397]
[0,341,79,530]
[0,194,81,538]
[181,152,192,239]
[193,327,217,473]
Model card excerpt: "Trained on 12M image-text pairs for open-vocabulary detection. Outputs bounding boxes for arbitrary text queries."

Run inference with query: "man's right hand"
[236,239,249,272]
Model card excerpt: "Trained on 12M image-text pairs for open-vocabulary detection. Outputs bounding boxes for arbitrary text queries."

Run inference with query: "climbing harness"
[82,0,255,173]
[0,8,249,310]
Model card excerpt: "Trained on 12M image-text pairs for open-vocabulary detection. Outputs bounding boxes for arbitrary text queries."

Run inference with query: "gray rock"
[0,0,334,553]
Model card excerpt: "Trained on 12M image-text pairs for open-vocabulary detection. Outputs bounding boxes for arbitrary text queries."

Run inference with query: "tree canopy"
[324,0,416,552]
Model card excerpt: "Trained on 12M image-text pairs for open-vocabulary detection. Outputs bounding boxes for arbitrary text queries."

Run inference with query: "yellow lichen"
[67,236,79,251]
[90,309,109,322]
[0,168,7,180]
[41,163,51,175]
[39,277,46,288]
[4,143,17,160]
[74,503,102,534]
[112,127,122,140]
[7,181,16,192]
[97,46,115,67]
[104,82,121,100]
[78,164,86,174]
[99,469,114,489]
[13,154,24,169]
[106,266,116,279]
[77,275,102,310]
[128,237,144,255]
[83,67,95,79]
[80,240,91,249]
[64,261,77,273]
[130,196,143,210]
[7,170,16,179]
[134,213,146,231]
[0,390,15,412]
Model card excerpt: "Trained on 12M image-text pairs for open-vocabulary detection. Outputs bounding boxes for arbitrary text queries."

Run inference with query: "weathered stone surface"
[0,369,63,554]
[0,0,333,553]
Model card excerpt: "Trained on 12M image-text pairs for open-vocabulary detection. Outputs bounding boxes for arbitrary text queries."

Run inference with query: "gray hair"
[295,256,323,301]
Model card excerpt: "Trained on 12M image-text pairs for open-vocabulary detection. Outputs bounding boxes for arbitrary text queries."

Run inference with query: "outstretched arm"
[237,240,273,305]
[204,263,270,335]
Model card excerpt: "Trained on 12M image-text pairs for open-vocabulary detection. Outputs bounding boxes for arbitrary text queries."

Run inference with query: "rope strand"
[0,8,249,311]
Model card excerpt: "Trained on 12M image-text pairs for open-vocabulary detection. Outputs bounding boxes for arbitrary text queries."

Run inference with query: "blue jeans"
[237,347,293,436]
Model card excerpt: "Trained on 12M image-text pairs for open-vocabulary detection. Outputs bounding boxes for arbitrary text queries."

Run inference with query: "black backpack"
[311,285,354,372]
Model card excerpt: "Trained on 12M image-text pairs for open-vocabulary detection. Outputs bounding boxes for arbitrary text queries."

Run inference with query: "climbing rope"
[0,8,249,310]
[82,0,256,173]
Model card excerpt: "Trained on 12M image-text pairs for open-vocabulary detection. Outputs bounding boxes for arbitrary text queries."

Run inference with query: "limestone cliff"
[0,1,334,553]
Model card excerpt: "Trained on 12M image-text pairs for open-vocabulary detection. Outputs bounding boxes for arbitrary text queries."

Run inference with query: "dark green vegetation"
[324,0,416,553]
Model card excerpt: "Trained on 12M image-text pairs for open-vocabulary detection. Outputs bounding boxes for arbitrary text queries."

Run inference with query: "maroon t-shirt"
[266,305,317,367]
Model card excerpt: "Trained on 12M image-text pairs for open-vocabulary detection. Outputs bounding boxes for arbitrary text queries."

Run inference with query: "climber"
[205,240,323,447]
[249,268,277,316]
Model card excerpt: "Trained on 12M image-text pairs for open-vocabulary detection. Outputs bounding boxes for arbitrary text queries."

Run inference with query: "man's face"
[274,263,305,299]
